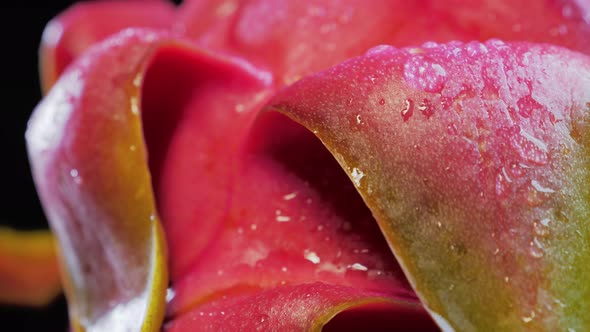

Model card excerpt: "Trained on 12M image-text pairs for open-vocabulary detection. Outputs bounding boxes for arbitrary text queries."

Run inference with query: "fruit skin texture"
[27,28,437,331]
[20,0,590,331]
[27,30,170,332]
[269,40,590,331]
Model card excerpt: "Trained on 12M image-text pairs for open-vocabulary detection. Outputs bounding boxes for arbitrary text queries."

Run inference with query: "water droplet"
[421,41,440,49]
[166,288,175,303]
[530,239,544,258]
[517,129,549,165]
[349,263,368,271]
[367,45,393,55]
[495,171,510,198]
[401,99,413,121]
[304,250,321,264]
[235,103,246,113]
[283,192,297,200]
[132,73,143,88]
[356,114,362,124]
[418,99,434,118]
[522,311,536,323]
[276,214,291,223]
[379,98,385,105]
[351,167,365,187]
[533,221,550,237]
[368,269,384,279]
[258,314,270,324]
[130,96,140,115]
[403,57,447,93]
[531,180,555,193]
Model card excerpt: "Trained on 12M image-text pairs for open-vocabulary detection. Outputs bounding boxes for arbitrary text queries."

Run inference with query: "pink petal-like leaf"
[40,0,175,92]
[268,40,590,331]
[177,0,590,85]
[28,29,172,331]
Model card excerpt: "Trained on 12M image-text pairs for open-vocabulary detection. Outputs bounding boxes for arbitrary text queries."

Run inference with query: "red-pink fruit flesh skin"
[269,40,590,331]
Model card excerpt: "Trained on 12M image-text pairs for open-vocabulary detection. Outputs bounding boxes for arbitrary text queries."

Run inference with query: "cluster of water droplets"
[403,54,448,93]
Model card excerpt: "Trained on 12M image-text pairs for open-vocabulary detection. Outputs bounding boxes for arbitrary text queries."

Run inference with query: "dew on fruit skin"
[495,171,509,197]
[351,167,365,187]
[529,238,545,258]
[518,129,549,165]
[403,56,447,93]
[401,99,413,121]
[348,263,368,271]
[540,218,552,227]
[166,287,175,303]
[304,249,321,264]
[283,192,297,200]
[276,214,291,223]
[130,96,140,115]
[533,221,550,237]
[418,99,434,118]
[531,180,555,193]
[379,98,385,105]
[258,314,270,324]
[356,114,362,124]
[533,237,544,250]
[366,45,393,56]
[367,269,384,279]
[522,310,536,323]
[234,103,246,113]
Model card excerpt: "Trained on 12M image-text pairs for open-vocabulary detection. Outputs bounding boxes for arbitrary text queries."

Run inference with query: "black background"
[0,2,174,331]
[0,4,75,331]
